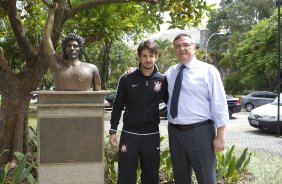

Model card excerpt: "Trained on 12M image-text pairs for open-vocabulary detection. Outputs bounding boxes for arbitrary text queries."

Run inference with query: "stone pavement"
[224,111,282,158]
[104,110,282,158]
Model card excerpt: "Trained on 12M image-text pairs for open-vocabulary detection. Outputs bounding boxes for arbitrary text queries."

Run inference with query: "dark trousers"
[168,123,216,184]
[118,131,160,184]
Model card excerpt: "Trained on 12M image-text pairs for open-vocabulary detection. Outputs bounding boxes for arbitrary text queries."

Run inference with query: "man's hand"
[213,134,225,152]
[213,125,226,152]
[109,134,118,148]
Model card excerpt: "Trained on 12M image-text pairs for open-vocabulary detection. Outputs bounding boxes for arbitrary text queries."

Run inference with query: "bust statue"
[43,3,101,91]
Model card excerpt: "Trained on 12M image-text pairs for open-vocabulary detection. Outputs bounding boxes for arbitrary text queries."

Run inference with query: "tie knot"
[180,65,186,70]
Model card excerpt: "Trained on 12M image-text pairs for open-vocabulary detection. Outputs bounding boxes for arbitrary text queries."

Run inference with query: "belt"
[169,120,213,130]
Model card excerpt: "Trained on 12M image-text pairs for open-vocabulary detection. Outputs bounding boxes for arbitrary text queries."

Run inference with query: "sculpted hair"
[62,33,84,60]
[173,33,195,45]
[137,40,158,57]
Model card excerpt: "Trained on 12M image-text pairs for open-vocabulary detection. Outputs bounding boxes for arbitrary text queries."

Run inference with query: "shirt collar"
[176,57,197,70]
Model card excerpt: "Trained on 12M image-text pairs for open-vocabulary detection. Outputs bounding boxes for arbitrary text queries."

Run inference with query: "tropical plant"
[159,137,174,183]
[0,152,37,184]
[216,145,252,184]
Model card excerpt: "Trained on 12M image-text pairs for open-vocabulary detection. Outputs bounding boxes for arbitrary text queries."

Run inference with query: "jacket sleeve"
[110,75,127,130]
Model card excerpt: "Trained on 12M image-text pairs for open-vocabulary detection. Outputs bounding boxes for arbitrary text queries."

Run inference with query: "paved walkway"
[225,111,282,157]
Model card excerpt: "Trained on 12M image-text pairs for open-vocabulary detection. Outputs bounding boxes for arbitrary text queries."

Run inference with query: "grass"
[247,152,282,184]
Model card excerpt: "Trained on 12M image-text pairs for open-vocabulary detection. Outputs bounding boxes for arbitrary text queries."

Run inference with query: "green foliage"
[154,39,177,74]
[216,145,252,184]
[38,69,54,90]
[0,0,213,86]
[0,152,38,184]
[108,42,137,89]
[0,126,38,184]
[0,0,48,74]
[104,138,119,184]
[159,137,174,183]
[206,0,276,93]
[85,41,136,89]
[234,10,281,91]
[224,72,246,95]
[248,152,282,183]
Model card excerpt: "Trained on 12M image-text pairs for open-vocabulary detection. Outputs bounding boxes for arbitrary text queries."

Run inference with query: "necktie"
[170,65,186,119]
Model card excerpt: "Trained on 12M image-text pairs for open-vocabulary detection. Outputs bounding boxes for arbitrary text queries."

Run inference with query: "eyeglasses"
[174,43,194,49]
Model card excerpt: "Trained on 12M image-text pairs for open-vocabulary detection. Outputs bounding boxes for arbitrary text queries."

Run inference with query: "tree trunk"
[100,39,112,90]
[0,54,48,165]
[0,93,30,164]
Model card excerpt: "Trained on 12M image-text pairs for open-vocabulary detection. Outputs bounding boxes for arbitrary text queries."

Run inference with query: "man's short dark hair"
[62,33,84,60]
[173,34,194,45]
[137,40,158,57]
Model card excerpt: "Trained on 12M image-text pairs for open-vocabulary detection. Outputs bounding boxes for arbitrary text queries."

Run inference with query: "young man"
[44,3,101,91]
[109,40,167,184]
[166,34,229,184]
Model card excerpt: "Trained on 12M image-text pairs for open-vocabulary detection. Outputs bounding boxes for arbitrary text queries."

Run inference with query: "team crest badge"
[121,144,127,152]
[154,81,162,93]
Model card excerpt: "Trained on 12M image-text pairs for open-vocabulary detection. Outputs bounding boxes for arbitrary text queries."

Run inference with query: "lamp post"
[205,32,225,63]
[276,0,281,137]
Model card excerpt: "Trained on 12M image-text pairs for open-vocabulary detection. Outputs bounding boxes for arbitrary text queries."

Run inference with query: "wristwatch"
[109,129,116,135]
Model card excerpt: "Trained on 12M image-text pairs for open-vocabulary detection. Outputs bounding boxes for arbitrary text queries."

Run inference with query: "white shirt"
[165,57,229,128]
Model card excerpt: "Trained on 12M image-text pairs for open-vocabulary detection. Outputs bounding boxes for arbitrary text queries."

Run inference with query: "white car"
[248,94,282,133]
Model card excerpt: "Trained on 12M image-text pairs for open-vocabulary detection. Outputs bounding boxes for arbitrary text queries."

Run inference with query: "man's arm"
[109,76,126,148]
[43,3,58,69]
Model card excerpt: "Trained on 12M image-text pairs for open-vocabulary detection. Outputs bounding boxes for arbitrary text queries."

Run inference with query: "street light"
[205,32,225,63]
[276,0,281,137]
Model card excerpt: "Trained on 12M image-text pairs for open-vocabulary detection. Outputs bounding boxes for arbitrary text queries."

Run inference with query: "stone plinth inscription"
[39,118,102,164]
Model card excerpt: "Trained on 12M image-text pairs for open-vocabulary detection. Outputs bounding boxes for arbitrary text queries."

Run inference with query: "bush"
[104,137,252,184]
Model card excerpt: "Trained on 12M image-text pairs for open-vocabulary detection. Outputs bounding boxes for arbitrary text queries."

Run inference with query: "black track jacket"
[110,66,167,134]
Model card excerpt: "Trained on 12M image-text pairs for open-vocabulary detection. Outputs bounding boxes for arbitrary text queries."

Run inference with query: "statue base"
[32,91,107,184]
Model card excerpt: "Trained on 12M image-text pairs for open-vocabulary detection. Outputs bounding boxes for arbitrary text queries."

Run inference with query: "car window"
[252,92,264,98]
[265,94,276,98]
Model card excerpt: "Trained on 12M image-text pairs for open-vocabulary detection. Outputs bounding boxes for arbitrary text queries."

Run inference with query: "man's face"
[173,36,195,64]
[65,40,80,60]
[139,48,157,70]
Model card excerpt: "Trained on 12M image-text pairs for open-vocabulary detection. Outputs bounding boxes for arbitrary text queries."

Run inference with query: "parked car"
[226,95,242,119]
[105,92,117,107]
[248,93,282,133]
[241,91,278,112]
[159,102,167,118]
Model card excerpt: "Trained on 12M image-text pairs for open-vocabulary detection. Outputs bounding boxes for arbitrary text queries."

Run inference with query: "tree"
[0,0,214,164]
[234,10,281,91]
[85,41,136,90]
[205,0,276,93]
[154,39,176,73]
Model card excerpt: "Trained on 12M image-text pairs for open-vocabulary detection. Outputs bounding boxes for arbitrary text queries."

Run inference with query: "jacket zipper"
[143,80,149,132]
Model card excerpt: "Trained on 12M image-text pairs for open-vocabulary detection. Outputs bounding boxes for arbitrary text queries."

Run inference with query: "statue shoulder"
[81,62,99,72]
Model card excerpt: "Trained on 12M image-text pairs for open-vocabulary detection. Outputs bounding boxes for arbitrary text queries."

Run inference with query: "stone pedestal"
[32,91,107,184]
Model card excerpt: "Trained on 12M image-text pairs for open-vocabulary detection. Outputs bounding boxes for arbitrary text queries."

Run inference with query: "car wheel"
[245,103,254,112]
[228,109,232,119]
